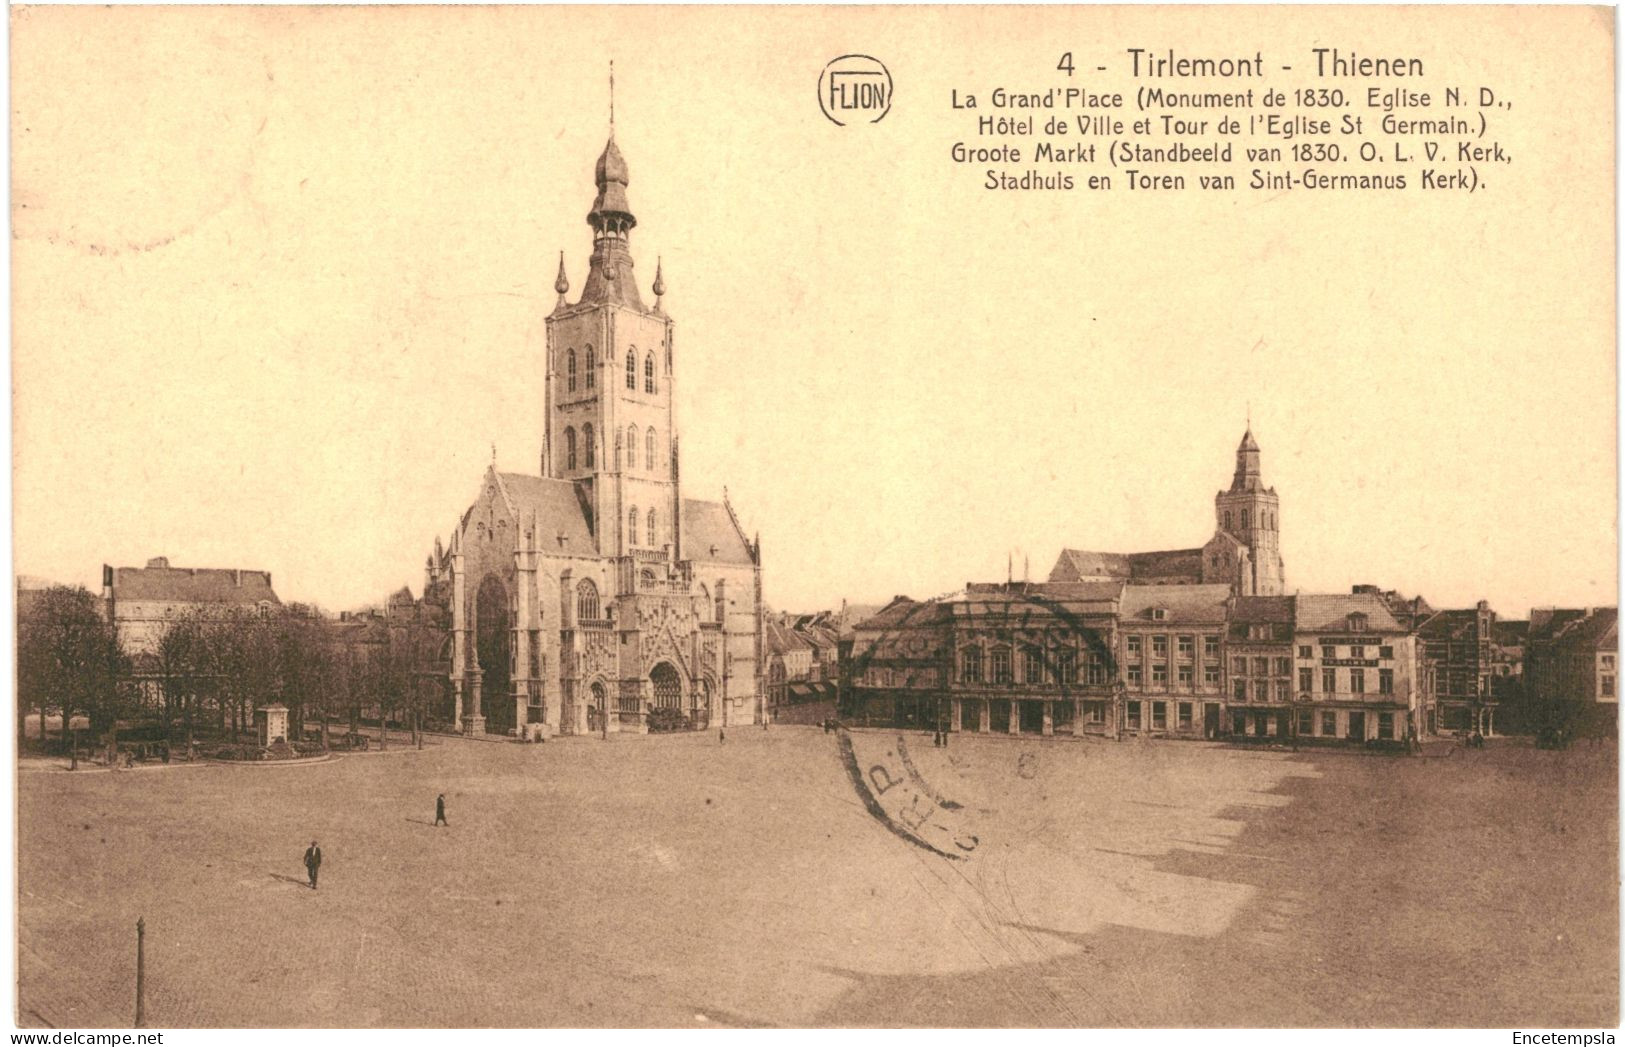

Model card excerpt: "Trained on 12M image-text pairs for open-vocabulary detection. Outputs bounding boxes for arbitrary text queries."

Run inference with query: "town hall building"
[424,132,764,738]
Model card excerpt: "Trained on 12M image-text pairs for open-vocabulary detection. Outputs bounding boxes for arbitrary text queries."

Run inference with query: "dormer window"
[1348,612,1369,633]
[1150,608,1168,621]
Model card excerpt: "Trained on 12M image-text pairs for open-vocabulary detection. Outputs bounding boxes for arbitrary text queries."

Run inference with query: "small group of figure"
[300,793,448,891]
[931,729,949,748]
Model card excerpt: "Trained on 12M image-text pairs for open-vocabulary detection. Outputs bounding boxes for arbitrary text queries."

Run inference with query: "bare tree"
[156,612,214,749]
[17,586,124,756]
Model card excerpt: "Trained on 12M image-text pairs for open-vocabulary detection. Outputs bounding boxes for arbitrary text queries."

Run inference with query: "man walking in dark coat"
[304,841,322,890]
[435,793,448,827]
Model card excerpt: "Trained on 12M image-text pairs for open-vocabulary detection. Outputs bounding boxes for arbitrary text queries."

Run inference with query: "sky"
[11,5,1617,620]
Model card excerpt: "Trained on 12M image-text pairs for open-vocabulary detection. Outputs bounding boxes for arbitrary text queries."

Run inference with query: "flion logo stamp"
[819,54,893,126]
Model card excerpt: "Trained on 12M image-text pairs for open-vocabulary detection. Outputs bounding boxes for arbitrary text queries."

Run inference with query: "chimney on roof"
[234,570,242,586]
[1353,584,1378,595]
[147,556,169,569]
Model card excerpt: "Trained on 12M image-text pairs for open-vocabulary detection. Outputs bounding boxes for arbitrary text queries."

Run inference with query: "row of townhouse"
[842,582,1428,746]
[765,604,883,724]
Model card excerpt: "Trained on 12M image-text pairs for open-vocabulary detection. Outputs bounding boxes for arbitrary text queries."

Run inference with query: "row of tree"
[17,585,451,753]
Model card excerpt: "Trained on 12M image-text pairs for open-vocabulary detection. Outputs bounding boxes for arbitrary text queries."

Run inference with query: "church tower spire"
[1210,422,1285,595]
[577,134,644,310]
[1232,426,1263,492]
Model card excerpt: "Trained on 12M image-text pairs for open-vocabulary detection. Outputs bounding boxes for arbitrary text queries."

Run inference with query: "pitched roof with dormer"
[1294,593,1404,634]
[1551,607,1618,651]
[764,616,814,657]
[1119,583,1231,624]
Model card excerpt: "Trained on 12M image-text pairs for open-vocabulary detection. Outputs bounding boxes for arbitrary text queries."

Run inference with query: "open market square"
[16,728,1617,1028]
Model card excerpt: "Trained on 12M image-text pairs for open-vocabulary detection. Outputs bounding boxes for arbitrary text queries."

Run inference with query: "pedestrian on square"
[435,793,448,827]
[719,728,726,744]
[304,841,322,890]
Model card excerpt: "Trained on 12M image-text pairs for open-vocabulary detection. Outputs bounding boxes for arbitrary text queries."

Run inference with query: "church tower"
[543,133,679,567]
[1211,427,1286,595]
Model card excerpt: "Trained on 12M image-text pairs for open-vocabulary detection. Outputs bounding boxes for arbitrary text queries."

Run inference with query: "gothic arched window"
[1243,509,1251,530]
[715,581,727,624]
[697,584,711,621]
[576,579,600,621]
[567,349,577,393]
[1224,511,1232,530]
[644,352,656,394]
[626,349,636,389]
[628,506,640,546]
[647,507,657,547]
[626,426,639,470]
[565,426,577,470]
[585,346,595,390]
[583,424,596,469]
[645,429,656,472]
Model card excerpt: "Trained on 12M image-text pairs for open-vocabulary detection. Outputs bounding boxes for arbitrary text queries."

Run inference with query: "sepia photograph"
[7,4,1618,1032]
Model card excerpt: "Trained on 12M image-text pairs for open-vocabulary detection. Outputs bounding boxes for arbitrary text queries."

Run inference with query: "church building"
[1049,427,1287,597]
[424,132,764,738]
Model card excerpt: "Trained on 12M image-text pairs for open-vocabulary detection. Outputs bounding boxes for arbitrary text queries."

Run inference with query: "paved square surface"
[16,729,1618,1027]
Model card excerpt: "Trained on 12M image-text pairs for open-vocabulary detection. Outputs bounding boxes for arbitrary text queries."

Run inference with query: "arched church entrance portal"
[587,681,607,735]
[651,662,682,710]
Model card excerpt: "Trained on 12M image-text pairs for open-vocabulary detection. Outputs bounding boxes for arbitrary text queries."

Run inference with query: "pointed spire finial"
[609,60,615,136]
[554,252,569,297]
[491,442,497,465]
